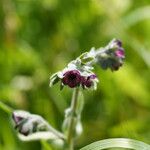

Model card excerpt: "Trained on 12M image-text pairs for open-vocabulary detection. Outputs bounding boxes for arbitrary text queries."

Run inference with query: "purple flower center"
[62,70,81,88]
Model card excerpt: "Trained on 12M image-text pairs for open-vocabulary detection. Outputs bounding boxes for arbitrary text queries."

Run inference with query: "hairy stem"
[46,122,65,140]
[67,88,80,150]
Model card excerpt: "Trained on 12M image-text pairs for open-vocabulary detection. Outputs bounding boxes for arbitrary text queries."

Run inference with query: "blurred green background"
[0,0,150,150]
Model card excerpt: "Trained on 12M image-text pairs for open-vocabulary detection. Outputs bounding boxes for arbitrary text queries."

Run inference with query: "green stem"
[46,122,65,140]
[67,88,80,150]
[0,101,13,114]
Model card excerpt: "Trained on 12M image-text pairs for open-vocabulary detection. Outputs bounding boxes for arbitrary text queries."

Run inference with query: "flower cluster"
[50,58,98,90]
[96,39,125,71]
[50,39,125,90]
[62,70,97,89]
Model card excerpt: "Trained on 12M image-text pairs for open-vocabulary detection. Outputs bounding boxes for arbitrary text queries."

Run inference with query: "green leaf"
[49,75,60,87]
[79,51,94,64]
[82,57,94,64]
[79,52,89,59]
[80,138,150,150]
[52,76,60,86]
[60,83,64,91]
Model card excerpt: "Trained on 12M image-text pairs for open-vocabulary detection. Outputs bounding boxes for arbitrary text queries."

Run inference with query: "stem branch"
[46,122,65,140]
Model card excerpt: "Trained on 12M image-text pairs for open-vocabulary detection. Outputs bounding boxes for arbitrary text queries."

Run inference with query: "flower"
[116,39,122,47]
[62,70,81,88]
[50,39,125,89]
[96,39,125,71]
[81,74,97,88]
[61,68,99,89]
[50,57,99,90]
[62,70,98,89]
[115,48,125,58]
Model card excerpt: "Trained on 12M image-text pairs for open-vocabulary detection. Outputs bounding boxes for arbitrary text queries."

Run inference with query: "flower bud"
[12,111,30,136]
[115,48,125,58]
[115,39,122,47]
[12,113,24,125]
[96,39,125,71]
[12,110,49,136]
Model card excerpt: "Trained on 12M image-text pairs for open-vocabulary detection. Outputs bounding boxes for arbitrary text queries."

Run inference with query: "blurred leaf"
[80,138,150,150]
[123,6,150,29]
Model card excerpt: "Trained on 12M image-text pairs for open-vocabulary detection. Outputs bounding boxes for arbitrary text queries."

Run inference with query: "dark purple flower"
[81,74,97,88]
[62,70,81,88]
